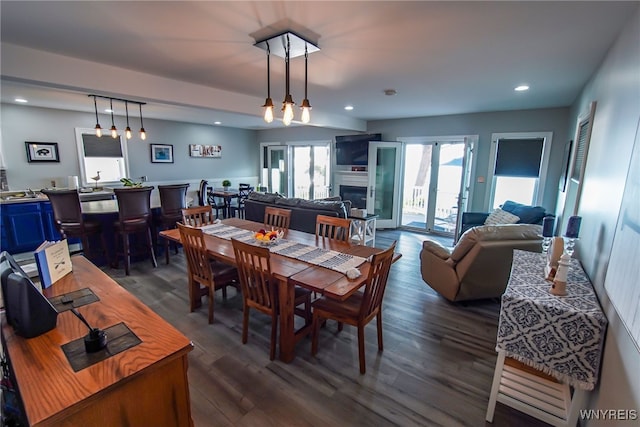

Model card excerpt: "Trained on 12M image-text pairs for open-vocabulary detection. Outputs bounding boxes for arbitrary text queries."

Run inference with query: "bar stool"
[113,186,157,275]
[41,189,109,263]
[156,183,189,264]
[230,183,252,218]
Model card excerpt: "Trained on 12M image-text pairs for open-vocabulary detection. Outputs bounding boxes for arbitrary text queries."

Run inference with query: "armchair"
[420,224,542,302]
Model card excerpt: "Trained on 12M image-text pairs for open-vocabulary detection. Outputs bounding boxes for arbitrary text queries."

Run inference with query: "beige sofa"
[420,224,542,302]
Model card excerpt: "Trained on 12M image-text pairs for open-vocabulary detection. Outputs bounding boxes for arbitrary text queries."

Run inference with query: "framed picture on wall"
[25,142,59,163]
[150,144,174,163]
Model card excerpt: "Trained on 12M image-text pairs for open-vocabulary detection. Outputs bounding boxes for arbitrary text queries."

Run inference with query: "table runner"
[200,223,366,274]
[496,250,607,391]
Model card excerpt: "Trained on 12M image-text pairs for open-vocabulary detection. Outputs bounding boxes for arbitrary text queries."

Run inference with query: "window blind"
[494,138,544,177]
[82,134,123,158]
[571,120,590,181]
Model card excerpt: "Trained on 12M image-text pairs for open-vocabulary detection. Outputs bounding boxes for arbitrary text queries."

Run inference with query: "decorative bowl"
[253,229,283,245]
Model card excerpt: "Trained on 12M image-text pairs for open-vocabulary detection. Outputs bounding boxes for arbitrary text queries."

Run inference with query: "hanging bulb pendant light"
[300,45,312,124]
[139,103,147,140]
[262,42,274,123]
[109,99,118,138]
[124,101,132,139]
[281,34,295,126]
[93,95,103,137]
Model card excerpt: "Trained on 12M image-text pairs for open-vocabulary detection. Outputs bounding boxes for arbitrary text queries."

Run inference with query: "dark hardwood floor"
[105,228,548,426]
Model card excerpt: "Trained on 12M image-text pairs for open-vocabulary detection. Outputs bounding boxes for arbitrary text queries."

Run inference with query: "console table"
[486,250,607,426]
[349,214,377,246]
[1,256,194,426]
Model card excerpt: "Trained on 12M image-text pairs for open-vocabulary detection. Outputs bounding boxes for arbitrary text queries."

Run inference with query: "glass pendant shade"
[110,125,118,138]
[125,127,132,139]
[282,94,295,126]
[263,97,274,123]
[300,99,311,124]
[95,124,103,138]
[140,127,147,140]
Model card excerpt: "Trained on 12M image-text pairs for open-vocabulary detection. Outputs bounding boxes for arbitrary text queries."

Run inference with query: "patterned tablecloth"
[200,223,366,275]
[497,250,607,391]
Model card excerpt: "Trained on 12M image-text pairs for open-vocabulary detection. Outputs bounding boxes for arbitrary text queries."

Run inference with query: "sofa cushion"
[501,200,547,224]
[275,197,301,207]
[484,208,520,225]
[248,192,279,204]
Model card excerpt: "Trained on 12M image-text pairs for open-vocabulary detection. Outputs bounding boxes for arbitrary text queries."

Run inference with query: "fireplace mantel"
[334,171,368,188]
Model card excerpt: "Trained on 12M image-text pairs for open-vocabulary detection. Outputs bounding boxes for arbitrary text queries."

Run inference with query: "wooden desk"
[160,218,388,362]
[1,256,194,427]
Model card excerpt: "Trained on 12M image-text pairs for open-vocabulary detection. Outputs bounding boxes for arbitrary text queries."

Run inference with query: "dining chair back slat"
[264,206,292,233]
[182,206,215,227]
[316,215,351,243]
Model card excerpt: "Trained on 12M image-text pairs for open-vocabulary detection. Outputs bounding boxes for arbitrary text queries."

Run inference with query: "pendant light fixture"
[124,101,132,139]
[254,29,319,126]
[109,99,118,138]
[300,45,312,124]
[262,42,274,123]
[93,95,103,137]
[281,34,295,126]
[88,95,147,139]
[139,103,147,140]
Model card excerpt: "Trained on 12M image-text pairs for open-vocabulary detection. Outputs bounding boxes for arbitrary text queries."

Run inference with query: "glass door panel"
[432,143,465,234]
[292,146,311,199]
[292,144,331,200]
[267,146,288,196]
[401,144,433,228]
[367,142,402,228]
[312,145,330,199]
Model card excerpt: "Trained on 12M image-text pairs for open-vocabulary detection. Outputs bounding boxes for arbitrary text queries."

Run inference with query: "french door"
[400,136,475,237]
[367,142,402,228]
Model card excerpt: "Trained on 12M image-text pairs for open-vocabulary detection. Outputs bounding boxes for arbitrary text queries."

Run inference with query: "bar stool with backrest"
[113,186,157,275]
[178,223,238,324]
[41,189,109,263]
[156,183,189,264]
[311,241,397,374]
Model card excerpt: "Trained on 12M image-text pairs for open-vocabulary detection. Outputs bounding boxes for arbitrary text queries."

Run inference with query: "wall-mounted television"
[335,133,382,165]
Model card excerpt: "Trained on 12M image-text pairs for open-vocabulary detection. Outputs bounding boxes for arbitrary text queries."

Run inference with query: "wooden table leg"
[277,277,296,363]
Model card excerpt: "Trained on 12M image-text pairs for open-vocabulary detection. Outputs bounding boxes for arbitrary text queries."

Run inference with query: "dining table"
[208,188,239,218]
[160,217,400,362]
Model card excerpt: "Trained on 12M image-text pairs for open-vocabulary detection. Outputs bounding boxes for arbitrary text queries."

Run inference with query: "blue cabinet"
[1,202,46,253]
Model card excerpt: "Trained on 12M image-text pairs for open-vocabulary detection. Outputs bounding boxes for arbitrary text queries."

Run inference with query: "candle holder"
[541,236,552,254]
[563,237,578,257]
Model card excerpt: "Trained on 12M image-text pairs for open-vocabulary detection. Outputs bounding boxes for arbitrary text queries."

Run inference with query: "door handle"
[370,187,375,197]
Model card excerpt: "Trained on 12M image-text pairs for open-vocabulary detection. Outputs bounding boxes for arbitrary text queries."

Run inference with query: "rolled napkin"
[346,268,361,280]
[542,216,555,237]
[565,215,582,238]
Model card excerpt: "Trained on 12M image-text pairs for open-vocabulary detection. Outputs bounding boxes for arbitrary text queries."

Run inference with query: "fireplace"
[340,185,367,209]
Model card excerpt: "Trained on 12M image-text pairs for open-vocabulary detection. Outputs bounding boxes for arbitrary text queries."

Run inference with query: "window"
[488,132,553,209]
[75,128,130,187]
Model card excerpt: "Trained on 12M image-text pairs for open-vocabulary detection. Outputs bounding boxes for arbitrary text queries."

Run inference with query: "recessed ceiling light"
[515,85,530,92]
[104,108,113,113]
[214,121,221,125]
[344,105,354,111]
[14,98,28,103]
[383,89,397,96]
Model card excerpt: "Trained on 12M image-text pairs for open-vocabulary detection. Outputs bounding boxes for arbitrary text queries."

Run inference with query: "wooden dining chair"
[264,206,291,233]
[231,238,312,360]
[177,223,238,324]
[181,206,215,227]
[311,241,397,374]
[315,215,351,243]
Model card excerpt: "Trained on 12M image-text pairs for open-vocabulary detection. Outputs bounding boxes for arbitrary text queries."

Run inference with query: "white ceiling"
[1,1,636,130]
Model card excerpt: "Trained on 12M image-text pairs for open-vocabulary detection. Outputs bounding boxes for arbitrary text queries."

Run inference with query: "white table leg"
[486,350,506,422]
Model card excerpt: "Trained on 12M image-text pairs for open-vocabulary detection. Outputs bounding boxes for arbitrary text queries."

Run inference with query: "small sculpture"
[90,171,101,189]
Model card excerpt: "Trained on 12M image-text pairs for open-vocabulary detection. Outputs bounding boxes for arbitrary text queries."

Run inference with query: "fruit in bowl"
[254,229,283,245]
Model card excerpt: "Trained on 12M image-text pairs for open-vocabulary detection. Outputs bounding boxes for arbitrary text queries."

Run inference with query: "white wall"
[564,8,640,425]
[0,104,260,195]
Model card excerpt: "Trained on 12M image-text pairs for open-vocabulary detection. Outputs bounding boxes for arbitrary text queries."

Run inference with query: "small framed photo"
[150,144,174,163]
[25,142,59,163]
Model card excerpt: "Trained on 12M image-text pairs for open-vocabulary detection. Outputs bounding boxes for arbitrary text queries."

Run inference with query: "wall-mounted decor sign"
[25,141,60,163]
[189,144,222,158]
[150,144,174,163]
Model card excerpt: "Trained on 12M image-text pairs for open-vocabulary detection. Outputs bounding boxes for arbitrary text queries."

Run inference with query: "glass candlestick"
[542,236,552,254]
[564,237,578,257]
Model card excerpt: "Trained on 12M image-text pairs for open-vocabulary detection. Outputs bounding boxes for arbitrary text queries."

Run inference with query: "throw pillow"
[484,208,520,225]
[500,200,546,224]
